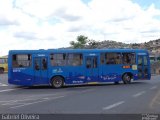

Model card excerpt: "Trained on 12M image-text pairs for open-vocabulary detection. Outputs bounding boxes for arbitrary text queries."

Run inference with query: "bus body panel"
[49,66,86,85]
[8,68,34,86]
[8,49,151,86]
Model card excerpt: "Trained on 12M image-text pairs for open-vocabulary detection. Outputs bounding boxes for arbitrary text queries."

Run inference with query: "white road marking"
[150,86,157,90]
[2,98,40,105]
[150,90,160,108]
[0,83,8,86]
[10,96,65,109]
[133,91,146,98]
[103,101,125,110]
[0,93,59,105]
[0,87,29,93]
[0,89,17,93]
[3,102,24,105]
[43,97,49,100]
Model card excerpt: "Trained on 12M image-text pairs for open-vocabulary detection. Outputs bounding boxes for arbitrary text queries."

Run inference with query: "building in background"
[0,56,8,73]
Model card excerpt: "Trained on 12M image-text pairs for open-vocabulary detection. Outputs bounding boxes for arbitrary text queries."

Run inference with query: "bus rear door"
[34,57,48,84]
[85,56,99,83]
[137,54,150,79]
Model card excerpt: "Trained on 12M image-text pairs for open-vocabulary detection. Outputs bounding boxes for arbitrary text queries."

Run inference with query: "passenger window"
[100,53,105,64]
[12,54,31,68]
[50,53,83,66]
[106,53,121,64]
[67,53,83,66]
[50,53,66,66]
[122,53,135,64]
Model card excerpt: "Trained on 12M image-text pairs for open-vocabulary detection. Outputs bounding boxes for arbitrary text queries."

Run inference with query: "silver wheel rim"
[53,78,62,88]
[126,76,130,81]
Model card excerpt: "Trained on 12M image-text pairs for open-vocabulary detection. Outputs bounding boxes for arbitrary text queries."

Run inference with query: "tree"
[88,39,99,49]
[70,35,88,49]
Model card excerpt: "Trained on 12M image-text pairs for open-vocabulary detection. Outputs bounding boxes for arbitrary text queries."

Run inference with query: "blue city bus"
[8,49,151,88]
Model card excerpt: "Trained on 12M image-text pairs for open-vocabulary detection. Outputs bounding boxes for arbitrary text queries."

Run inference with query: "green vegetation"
[70,35,88,49]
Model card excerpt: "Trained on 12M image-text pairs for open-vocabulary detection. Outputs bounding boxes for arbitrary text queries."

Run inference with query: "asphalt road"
[0,73,160,114]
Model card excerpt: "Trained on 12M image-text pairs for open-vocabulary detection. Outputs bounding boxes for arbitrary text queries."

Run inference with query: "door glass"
[138,55,149,79]
[42,58,47,70]
[138,56,143,66]
[138,56,143,78]
[86,58,92,69]
[93,57,97,68]
[144,56,148,66]
[143,56,148,78]
[34,58,40,70]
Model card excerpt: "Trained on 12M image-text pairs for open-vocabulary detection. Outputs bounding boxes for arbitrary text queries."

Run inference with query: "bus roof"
[9,49,148,54]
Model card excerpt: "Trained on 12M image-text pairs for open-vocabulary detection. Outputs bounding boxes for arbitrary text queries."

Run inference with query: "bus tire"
[0,68,4,74]
[51,76,64,88]
[114,81,119,85]
[122,73,131,84]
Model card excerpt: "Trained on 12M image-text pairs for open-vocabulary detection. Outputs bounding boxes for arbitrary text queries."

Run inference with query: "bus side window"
[12,54,32,68]
[106,53,121,64]
[67,53,83,66]
[12,55,18,67]
[122,53,135,64]
[100,53,105,64]
[115,55,121,64]
[123,54,130,64]
[50,53,66,66]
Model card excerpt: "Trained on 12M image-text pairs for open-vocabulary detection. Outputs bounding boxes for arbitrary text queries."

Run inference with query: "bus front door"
[85,56,99,82]
[138,55,150,79]
[34,57,48,84]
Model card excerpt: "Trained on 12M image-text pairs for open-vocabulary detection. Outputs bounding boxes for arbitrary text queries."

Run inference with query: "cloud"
[0,16,19,26]
[14,32,37,40]
[0,0,19,26]
[0,0,160,55]
[53,8,82,22]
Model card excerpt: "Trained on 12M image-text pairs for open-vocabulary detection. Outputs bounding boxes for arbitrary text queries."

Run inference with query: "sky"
[0,0,160,56]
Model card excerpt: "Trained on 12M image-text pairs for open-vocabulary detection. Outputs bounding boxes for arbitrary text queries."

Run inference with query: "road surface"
[0,74,160,119]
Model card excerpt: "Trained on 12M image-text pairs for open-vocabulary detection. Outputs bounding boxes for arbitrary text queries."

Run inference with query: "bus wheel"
[122,74,131,84]
[51,76,64,88]
[0,68,4,74]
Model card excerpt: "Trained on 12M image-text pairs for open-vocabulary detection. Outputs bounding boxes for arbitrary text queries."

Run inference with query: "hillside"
[85,38,160,54]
